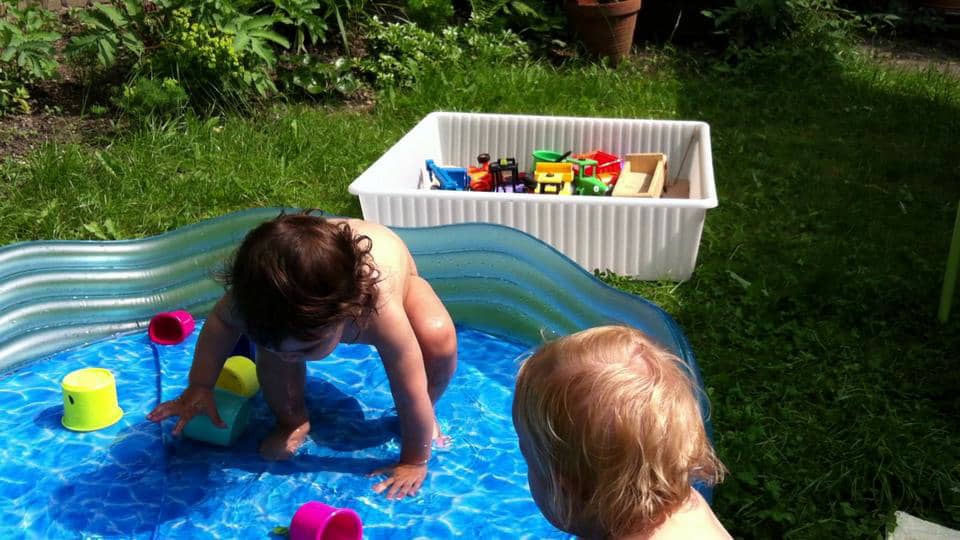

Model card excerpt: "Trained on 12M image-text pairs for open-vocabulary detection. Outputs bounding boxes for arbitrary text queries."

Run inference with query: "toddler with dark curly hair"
[148,211,458,500]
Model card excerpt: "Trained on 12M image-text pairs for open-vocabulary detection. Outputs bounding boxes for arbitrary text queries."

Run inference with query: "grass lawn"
[2,46,959,538]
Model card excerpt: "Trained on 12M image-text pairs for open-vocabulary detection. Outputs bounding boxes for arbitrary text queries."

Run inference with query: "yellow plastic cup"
[215,355,259,398]
[61,368,124,431]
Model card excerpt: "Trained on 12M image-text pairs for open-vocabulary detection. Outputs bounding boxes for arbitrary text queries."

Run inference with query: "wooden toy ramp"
[613,153,667,198]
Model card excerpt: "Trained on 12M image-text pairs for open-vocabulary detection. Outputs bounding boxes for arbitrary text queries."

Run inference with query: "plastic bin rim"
[349,111,716,208]
[421,110,713,129]
[347,186,718,209]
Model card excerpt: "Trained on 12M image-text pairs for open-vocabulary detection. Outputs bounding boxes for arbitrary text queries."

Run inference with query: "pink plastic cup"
[148,310,196,345]
[290,502,363,540]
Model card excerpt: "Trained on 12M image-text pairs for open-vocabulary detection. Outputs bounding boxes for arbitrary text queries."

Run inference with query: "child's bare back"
[148,212,457,500]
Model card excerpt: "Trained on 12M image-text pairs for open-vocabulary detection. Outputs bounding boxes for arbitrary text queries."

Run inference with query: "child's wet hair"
[220,210,380,348]
[513,325,725,538]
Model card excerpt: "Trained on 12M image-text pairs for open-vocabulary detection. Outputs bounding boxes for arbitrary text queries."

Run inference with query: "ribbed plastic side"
[349,112,718,280]
[0,208,282,370]
[360,194,707,279]
[0,208,697,376]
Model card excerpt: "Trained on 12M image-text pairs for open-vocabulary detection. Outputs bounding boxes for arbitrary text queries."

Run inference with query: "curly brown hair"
[221,210,381,349]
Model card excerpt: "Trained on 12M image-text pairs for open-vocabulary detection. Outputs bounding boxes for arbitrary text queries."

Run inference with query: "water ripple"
[0,323,571,539]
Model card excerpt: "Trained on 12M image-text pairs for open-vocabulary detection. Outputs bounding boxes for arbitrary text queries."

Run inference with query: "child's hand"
[369,462,427,500]
[147,385,226,436]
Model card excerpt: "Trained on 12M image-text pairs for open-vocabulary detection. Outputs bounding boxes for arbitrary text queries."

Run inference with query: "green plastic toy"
[567,157,610,196]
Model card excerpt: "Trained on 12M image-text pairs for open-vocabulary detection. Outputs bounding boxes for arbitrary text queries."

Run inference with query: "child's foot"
[260,421,310,461]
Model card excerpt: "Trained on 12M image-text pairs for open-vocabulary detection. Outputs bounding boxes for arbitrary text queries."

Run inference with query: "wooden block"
[613,153,667,198]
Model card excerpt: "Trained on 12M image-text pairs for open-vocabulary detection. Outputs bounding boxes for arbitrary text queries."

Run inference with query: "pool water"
[0,323,569,539]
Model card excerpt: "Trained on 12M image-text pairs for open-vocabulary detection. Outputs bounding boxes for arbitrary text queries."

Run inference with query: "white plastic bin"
[348,112,718,280]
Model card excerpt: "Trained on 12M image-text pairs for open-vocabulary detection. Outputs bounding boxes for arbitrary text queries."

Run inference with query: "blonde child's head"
[512,325,725,539]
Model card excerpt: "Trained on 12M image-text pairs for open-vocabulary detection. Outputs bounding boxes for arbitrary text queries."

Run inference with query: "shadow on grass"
[666,47,960,537]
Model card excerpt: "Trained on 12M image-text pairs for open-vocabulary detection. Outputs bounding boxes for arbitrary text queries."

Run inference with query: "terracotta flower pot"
[565,0,643,64]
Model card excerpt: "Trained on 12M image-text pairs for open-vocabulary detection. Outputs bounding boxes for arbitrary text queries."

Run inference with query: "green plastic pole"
[939,201,960,323]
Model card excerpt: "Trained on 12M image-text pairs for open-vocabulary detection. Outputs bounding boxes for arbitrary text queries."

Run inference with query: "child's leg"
[404,276,458,405]
[256,346,311,460]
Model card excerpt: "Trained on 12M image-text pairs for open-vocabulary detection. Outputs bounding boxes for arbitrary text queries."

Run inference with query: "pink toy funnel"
[290,502,362,540]
[148,310,195,345]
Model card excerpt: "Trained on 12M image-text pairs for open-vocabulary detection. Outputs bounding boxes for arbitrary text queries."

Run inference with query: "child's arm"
[367,302,435,500]
[187,294,243,387]
[147,294,242,434]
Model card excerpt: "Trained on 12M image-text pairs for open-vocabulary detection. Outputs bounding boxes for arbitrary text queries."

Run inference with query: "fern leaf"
[96,35,117,66]
[249,29,289,48]
[95,3,127,27]
[121,31,144,57]
[248,38,276,65]
[243,15,277,30]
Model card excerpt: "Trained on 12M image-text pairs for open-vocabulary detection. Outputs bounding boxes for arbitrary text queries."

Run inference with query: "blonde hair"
[513,325,725,538]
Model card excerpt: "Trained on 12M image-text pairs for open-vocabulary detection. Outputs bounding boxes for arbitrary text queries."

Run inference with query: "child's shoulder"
[334,219,409,260]
[332,219,413,303]
[330,218,398,242]
[647,492,731,540]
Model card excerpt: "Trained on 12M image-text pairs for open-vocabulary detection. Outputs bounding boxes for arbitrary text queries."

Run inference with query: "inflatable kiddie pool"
[0,208,714,539]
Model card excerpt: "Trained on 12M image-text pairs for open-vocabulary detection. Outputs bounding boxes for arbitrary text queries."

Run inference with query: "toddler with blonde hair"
[512,325,730,539]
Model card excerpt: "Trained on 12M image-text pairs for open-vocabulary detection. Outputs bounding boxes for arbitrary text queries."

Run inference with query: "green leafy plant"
[468,0,565,57]
[225,14,290,66]
[68,1,291,108]
[0,73,29,113]
[405,0,454,30]
[257,0,364,55]
[218,12,291,96]
[63,0,370,110]
[470,0,552,28]
[484,0,542,19]
[115,76,188,117]
[146,7,289,99]
[66,0,147,69]
[0,3,60,80]
[702,0,859,61]
[360,17,529,88]
[277,54,359,98]
[702,0,798,51]
[270,0,328,53]
[0,1,61,113]
[158,8,248,93]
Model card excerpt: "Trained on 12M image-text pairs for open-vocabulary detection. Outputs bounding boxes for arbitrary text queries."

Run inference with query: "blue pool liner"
[0,208,717,538]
